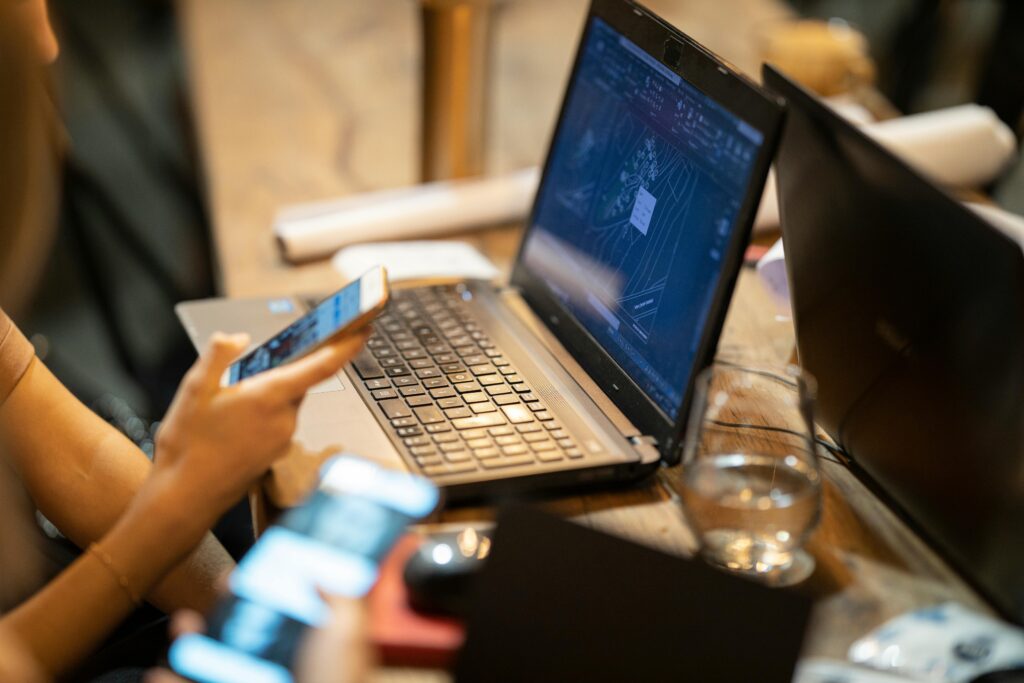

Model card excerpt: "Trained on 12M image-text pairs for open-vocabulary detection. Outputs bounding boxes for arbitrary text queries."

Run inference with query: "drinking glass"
[680,363,822,586]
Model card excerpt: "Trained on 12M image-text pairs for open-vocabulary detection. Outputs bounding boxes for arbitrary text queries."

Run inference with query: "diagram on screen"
[554,106,697,342]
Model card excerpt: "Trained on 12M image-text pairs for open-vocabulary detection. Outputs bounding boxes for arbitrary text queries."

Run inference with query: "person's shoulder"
[0,307,36,405]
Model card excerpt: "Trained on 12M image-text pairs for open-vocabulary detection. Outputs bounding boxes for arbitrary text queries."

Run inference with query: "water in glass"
[680,364,822,585]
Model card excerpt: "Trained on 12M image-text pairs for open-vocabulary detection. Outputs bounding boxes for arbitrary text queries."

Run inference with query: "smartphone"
[168,456,439,683]
[224,265,389,385]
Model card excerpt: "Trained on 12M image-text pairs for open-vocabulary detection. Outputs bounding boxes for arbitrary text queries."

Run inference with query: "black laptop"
[765,64,1024,624]
[179,0,783,502]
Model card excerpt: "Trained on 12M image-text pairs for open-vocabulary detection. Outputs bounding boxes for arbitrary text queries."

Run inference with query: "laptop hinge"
[629,435,662,465]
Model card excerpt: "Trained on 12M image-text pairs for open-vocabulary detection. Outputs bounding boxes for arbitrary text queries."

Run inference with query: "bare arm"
[3,470,213,676]
[0,330,369,676]
[0,358,233,614]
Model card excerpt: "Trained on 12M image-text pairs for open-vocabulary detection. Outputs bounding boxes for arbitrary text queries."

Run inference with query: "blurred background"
[12,0,1023,435]
[21,0,212,438]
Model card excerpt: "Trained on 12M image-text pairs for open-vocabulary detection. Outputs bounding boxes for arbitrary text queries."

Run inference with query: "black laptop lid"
[764,64,1024,624]
[510,0,783,463]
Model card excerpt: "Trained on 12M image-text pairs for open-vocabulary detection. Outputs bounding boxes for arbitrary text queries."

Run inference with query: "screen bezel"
[510,0,784,464]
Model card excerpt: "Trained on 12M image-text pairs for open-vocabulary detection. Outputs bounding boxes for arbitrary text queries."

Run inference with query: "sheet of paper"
[332,241,500,285]
[848,603,1024,682]
[756,236,790,313]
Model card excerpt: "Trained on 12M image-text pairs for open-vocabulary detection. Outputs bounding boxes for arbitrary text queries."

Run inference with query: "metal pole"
[419,0,497,181]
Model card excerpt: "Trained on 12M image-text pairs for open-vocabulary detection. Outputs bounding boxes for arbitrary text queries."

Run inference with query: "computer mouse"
[403,527,491,618]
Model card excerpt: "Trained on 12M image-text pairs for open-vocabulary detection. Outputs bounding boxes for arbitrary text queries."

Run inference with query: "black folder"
[455,506,812,683]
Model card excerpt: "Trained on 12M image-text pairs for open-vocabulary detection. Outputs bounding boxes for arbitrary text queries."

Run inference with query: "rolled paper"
[275,104,1014,250]
[274,168,540,262]
[966,202,1024,249]
[753,103,1017,233]
[866,104,1017,189]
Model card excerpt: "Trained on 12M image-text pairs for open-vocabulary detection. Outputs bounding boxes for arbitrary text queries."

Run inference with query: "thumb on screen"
[194,332,250,391]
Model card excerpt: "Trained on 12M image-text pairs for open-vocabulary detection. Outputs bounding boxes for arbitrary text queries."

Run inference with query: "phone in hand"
[168,456,439,683]
[224,265,389,385]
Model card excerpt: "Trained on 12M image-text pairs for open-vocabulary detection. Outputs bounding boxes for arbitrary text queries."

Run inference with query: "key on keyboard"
[352,285,594,480]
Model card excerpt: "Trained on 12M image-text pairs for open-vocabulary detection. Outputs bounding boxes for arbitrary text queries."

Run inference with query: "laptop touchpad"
[309,374,344,393]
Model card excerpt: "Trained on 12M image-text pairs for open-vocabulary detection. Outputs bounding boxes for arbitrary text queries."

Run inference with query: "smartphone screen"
[169,457,438,683]
[226,267,385,385]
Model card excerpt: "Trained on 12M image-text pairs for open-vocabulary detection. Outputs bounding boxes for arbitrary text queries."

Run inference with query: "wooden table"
[177,0,991,674]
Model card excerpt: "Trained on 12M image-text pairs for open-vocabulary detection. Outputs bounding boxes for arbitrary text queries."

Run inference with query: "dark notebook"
[455,506,812,683]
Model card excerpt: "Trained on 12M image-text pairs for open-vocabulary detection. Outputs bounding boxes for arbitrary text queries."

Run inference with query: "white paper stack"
[332,241,500,285]
[274,168,540,262]
[755,236,790,313]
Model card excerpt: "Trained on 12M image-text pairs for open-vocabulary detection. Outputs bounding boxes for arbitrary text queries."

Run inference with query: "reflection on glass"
[680,364,822,586]
[456,527,491,559]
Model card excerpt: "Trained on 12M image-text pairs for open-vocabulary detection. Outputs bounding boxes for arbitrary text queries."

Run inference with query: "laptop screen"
[520,17,763,420]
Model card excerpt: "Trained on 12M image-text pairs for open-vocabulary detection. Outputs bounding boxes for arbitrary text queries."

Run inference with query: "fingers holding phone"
[224,266,389,386]
[294,595,371,683]
[163,457,434,683]
[240,328,371,404]
[153,327,372,527]
[150,267,388,532]
[154,597,370,683]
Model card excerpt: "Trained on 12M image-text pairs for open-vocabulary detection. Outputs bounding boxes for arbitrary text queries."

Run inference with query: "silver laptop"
[177,0,783,502]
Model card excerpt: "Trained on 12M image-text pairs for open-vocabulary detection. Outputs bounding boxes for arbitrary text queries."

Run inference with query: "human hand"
[146,329,369,541]
[264,443,344,509]
[295,594,371,683]
[141,611,206,683]
[142,610,210,683]
[148,596,370,683]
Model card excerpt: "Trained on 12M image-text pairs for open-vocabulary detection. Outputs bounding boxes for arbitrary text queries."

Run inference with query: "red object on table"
[744,242,772,264]
[367,533,466,668]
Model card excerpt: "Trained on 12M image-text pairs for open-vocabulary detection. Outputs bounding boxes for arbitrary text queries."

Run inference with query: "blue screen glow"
[522,18,762,419]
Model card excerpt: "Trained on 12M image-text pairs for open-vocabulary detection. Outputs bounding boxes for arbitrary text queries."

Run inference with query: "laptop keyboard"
[349,285,587,479]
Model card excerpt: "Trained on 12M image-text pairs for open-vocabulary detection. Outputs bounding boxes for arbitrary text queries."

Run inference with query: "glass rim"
[681,361,823,474]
